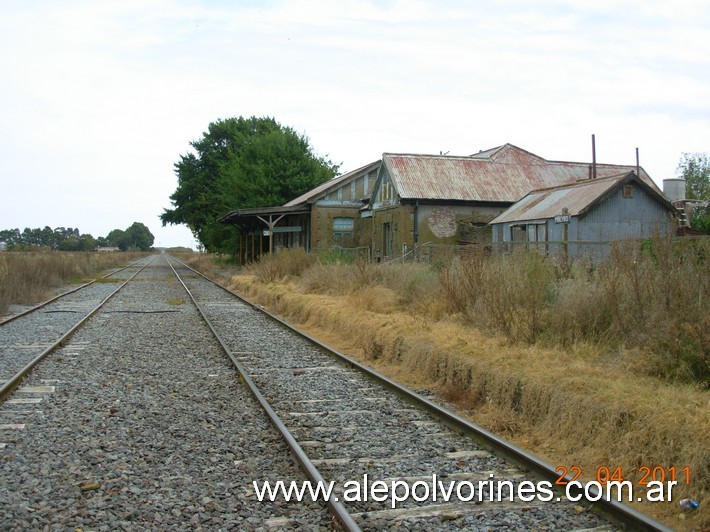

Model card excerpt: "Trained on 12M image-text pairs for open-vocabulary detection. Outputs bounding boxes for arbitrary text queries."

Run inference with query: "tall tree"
[124,222,154,251]
[676,152,709,201]
[161,116,338,253]
[106,229,127,250]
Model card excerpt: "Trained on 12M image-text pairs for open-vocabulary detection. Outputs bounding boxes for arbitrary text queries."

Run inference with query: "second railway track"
[0,256,154,400]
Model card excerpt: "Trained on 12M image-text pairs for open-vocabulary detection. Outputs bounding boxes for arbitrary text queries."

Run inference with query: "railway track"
[0,256,331,528]
[167,256,671,531]
[0,256,154,402]
[0,255,672,529]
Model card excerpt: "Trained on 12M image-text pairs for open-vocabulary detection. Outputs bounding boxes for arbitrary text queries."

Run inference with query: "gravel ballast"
[171,258,619,531]
[0,257,153,384]
[0,258,330,529]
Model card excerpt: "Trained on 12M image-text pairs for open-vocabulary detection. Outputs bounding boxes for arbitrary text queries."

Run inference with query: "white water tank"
[663,178,686,202]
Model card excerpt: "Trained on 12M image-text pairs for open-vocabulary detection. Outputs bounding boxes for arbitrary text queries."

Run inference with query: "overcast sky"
[1,0,708,248]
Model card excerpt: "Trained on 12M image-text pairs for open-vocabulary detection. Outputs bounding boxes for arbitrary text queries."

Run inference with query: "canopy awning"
[219,204,310,224]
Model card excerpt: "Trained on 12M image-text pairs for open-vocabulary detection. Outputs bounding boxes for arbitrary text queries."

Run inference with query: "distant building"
[0,241,6,252]
[489,172,677,260]
[219,143,660,261]
[365,144,656,260]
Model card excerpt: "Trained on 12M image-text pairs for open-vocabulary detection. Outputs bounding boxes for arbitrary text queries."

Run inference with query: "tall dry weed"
[379,262,439,306]
[477,251,553,343]
[249,239,709,386]
[439,251,486,315]
[0,252,137,314]
[595,238,709,385]
[249,248,317,283]
[299,262,353,295]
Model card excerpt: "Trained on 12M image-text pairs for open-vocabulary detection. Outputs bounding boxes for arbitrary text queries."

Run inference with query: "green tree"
[676,152,709,200]
[161,116,338,253]
[78,234,97,251]
[106,229,127,250]
[692,207,710,233]
[0,229,20,247]
[124,222,154,251]
[58,235,81,251]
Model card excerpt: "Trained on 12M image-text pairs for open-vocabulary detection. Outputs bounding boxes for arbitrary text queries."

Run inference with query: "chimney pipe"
[592,134,597,179]
[636,147,640,178]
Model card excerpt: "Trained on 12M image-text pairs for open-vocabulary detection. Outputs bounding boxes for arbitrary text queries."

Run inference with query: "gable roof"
[380,144,656,204]
[489,172,676,225]
[283,160,381,207]
[219,160,381,225]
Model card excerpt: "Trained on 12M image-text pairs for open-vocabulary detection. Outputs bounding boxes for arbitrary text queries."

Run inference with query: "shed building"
[489,172,677,259]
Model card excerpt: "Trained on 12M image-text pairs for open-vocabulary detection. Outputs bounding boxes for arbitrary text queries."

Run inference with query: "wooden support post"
[256,214,286,255]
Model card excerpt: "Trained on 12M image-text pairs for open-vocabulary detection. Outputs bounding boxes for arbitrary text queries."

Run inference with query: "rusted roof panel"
[490,173,631,224]
[384,144,655,203]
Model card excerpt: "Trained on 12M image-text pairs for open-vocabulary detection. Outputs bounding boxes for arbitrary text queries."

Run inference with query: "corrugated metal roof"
[283,160,380,206]
[384,144,655,203]
[489,171,675,225]
[490,173,630,224]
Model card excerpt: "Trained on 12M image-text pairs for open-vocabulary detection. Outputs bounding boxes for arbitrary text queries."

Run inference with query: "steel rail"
[170,256,672,532]
[0,257,149,326]
[0,257,155,404]
[165,257,361,532]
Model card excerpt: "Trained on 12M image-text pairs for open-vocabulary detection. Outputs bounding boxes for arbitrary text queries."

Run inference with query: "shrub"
[249,248,317,283]
[439,252,486,315]
[477,251,553,343]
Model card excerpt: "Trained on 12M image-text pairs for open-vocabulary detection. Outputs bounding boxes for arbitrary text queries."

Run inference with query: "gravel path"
[0,257,330,530]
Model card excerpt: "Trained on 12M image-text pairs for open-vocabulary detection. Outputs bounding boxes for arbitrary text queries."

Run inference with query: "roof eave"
[219,204,311,224]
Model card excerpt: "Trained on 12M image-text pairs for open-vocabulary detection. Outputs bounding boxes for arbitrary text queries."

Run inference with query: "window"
[351,180,356,199]
[377,175,395,205]
[511,223,547,252]
[622,185,633,198]
[337,187,343,201]
[511,225,527,242]
[333,217,354,231]
[333,217,354,241]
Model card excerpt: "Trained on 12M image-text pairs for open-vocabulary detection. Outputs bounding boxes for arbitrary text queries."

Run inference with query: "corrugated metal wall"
[576,185,673,241]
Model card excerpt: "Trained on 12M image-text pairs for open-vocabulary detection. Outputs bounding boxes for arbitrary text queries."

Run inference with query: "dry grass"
[439,238,709,386]
[245,248,318,283]
[0,252,143,315]
[221,243,710,531]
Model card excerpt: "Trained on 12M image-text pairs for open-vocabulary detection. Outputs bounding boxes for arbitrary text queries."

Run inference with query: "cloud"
[0,0,708,247]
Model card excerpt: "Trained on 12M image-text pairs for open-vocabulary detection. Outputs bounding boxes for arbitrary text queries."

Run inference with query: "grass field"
[187,242,708,531]
[0,251,146,316]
